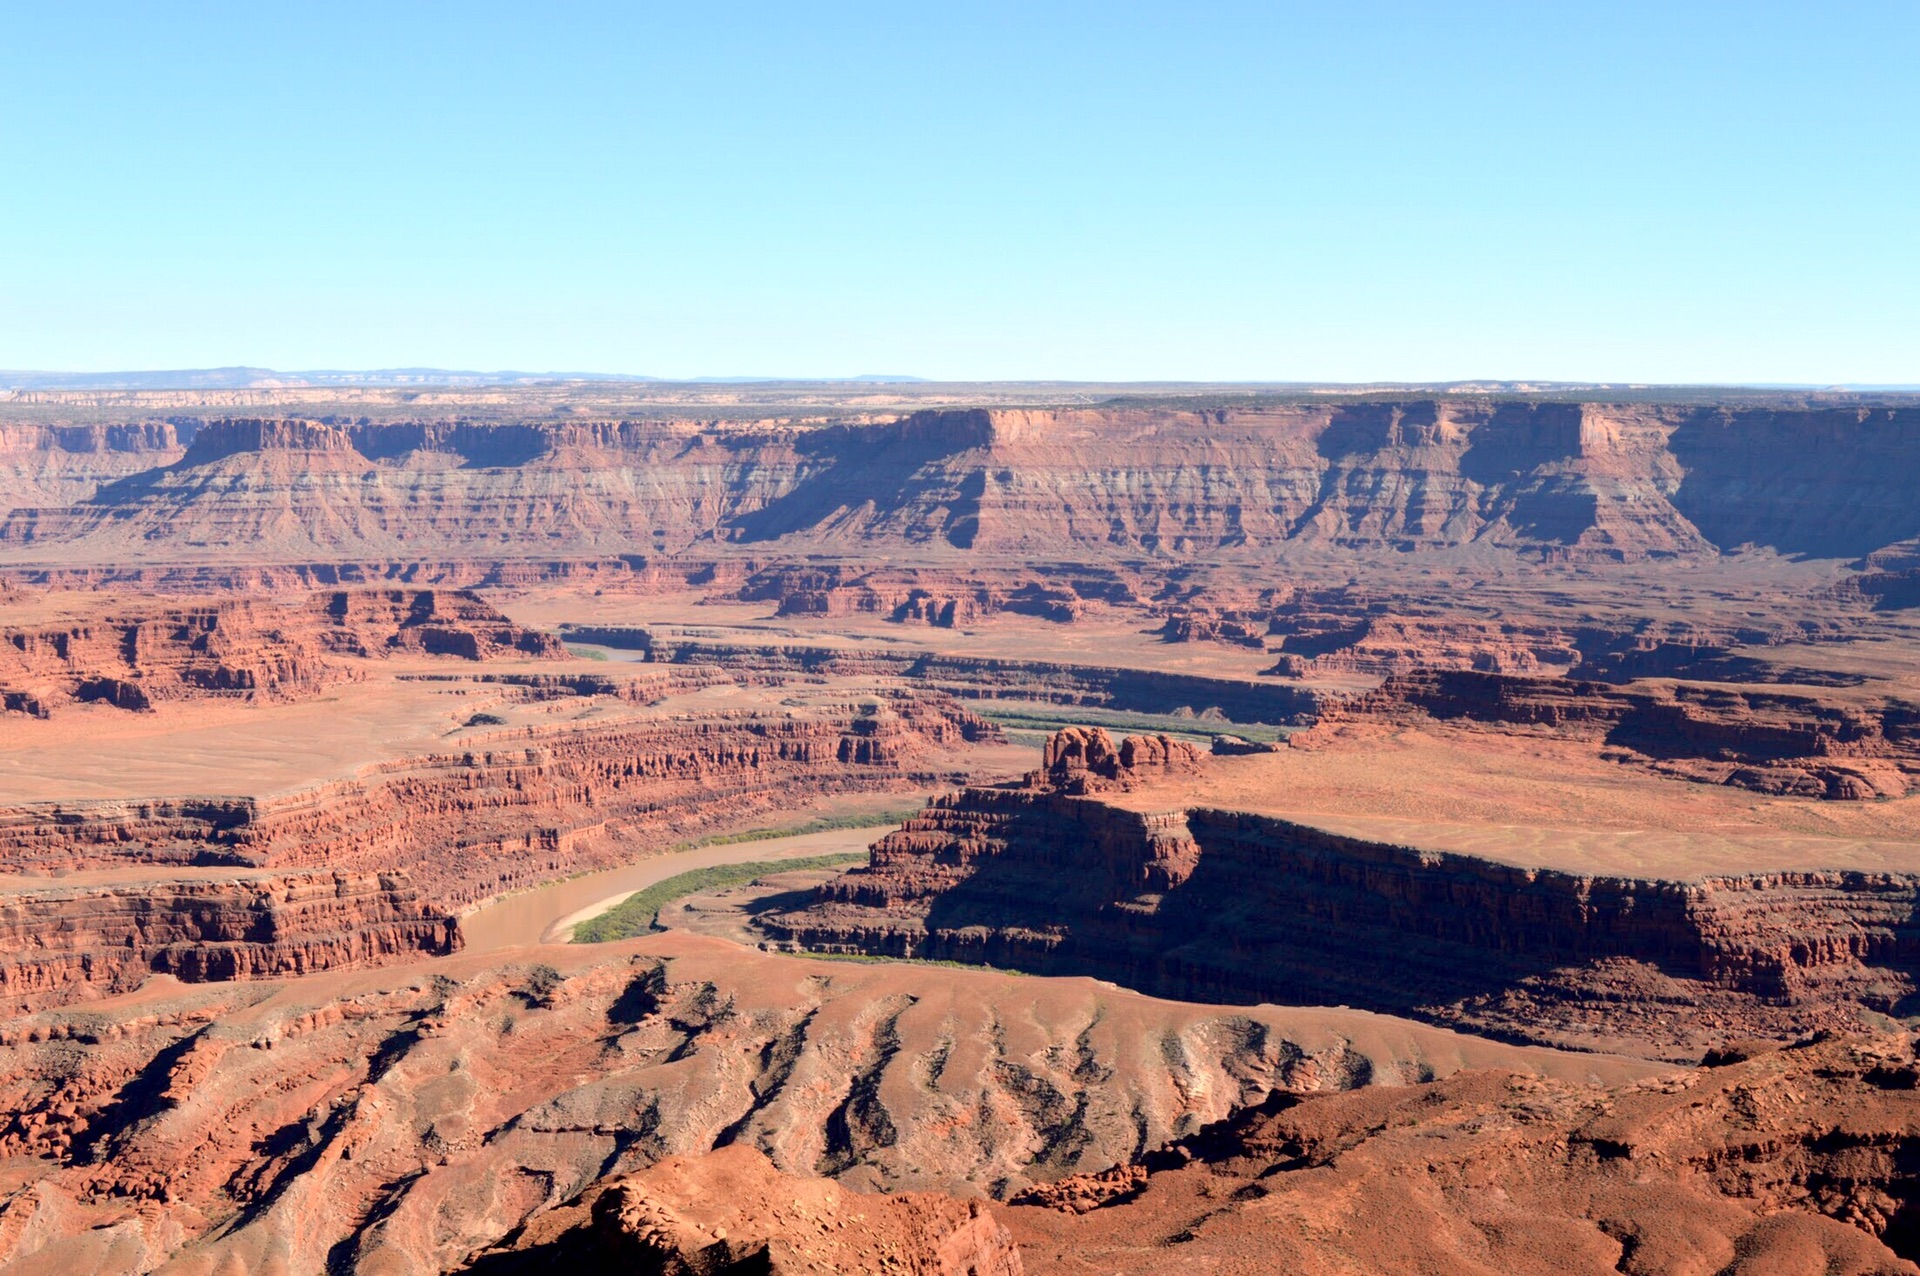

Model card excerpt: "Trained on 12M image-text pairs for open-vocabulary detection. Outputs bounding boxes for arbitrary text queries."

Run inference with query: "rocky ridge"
[0,933,1638,1273]
[0,692,999,1009]
[1321,668,1920,798]
[0,696,997,908]
[1006,1031,1920,1274]
[562,624,1319,725]
[469,1145,1024,1274]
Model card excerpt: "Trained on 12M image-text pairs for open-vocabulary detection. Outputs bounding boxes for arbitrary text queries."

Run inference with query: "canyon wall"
[563,624,1319,725]
[764,731,1920,1058]
[0,870,457,1009]
[0,696,999,911]
[4,402,1920,565]
[0,587,562,716]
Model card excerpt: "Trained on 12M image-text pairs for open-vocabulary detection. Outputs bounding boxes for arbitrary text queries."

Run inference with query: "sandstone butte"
[1,384,1919,1271]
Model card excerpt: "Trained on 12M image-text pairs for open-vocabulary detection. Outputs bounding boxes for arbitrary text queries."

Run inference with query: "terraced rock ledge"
[762,729,1920,1059]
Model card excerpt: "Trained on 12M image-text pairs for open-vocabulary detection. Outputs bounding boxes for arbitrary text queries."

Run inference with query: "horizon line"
[5,368,1920,394]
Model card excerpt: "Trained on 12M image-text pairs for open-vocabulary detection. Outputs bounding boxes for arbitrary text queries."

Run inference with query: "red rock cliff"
[763,732,1920,1059]
[6,401,1920,564]
[0,869,456,1010]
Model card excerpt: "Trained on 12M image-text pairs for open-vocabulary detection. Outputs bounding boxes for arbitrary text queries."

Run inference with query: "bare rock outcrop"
[0,933,1633,1273]
[470,1145,1023,1274]
[1007,1031,1920,1274]
[0,598,337,713]
[1322,668,1920,798]
[565,626,1318,724]
[735,564,1126,627]
[0,694,1001,918]
[1032,726,1204,793]
[312,587,566,659]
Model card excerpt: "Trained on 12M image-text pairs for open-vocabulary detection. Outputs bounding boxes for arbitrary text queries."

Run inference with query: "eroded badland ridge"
[4,385,1920,1273]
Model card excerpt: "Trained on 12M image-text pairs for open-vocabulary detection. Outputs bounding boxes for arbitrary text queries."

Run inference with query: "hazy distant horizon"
[6,368,1920,396]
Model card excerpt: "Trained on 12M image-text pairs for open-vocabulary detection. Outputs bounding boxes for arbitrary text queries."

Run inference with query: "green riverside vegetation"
[571,852,867,942]
[678,805,924,850]
[974,704,1289,743]
[569,805,924,942]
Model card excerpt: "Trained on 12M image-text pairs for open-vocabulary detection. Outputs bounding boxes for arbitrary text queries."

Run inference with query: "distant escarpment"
[0,870,456,1011]
[0,587,561,716]
[0,695,1000,912]
[1165,582,1861,684]
[762,729,1920,1059]
[1150,562,1897,689]
[4,401,1920,564]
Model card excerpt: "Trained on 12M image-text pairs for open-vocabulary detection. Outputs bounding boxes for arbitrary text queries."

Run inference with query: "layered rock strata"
[1169,583,1864,686]
[0,554,716,593]
[562,626,1317,725]
[734,563,1139,627]
[6,401,1920,564]
[0,599,335,714]
[310,587,565,659]
[0,696,999,912]
[1029,726,1205,793]
[762,730,1920,1058]
[469,1145,1024,1274]
[0,870,457,1009]
[0,587,561,715]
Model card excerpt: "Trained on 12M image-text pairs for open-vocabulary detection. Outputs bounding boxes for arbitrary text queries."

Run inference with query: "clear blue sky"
[3,2,1915,382]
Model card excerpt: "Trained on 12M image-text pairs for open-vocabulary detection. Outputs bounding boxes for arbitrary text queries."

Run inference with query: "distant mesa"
[180,417,364,463]
[5,398,1920,564]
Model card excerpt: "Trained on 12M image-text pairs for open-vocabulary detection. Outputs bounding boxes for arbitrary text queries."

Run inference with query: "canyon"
[760,726,1920,1058]
[0,625,1004,1012]
[2,382,1920,1271]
